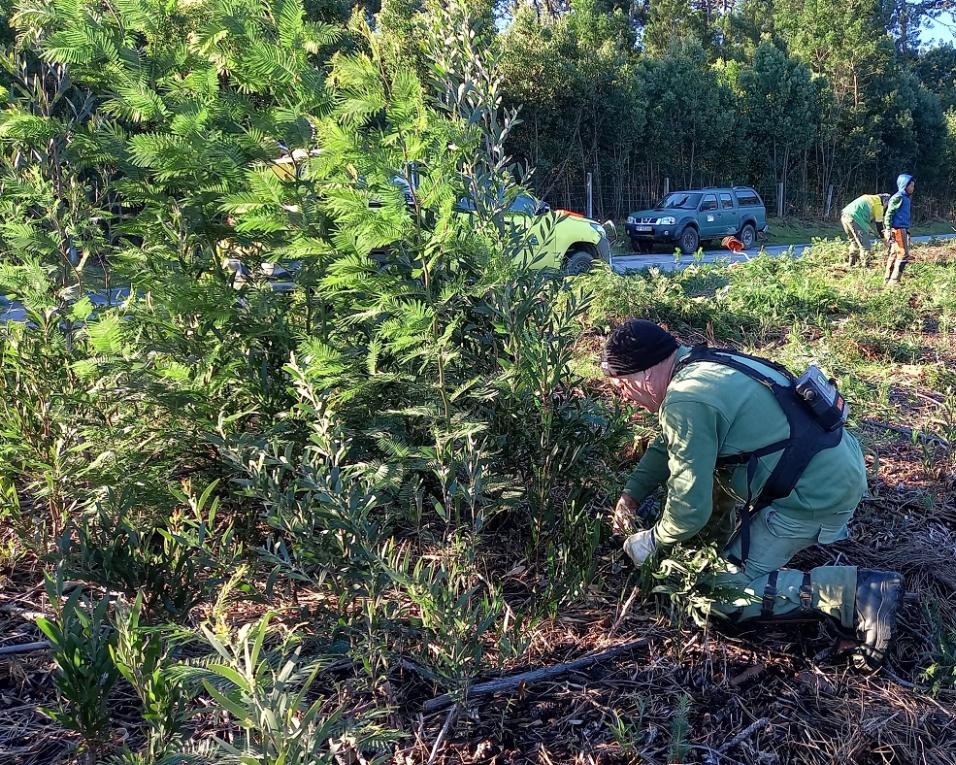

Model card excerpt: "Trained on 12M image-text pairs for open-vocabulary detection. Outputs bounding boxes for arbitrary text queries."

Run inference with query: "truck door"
[718,192,737,236]
[698,194,720,238]
[507,193,557,267]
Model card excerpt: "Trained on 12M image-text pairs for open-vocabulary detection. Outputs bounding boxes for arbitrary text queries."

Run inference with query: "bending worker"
[604,319,903,669]
[883,173,915,285]
[841,192,889,266]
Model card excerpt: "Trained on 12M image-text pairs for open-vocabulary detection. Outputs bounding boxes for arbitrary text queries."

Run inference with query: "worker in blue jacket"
[883,174,915,285]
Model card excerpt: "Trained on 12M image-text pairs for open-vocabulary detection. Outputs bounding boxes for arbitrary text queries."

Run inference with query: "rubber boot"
[884,254,896,283]
[853,569,904,670]
[890,258,907,283]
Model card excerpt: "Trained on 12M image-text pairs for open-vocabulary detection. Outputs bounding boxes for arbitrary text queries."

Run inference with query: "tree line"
[2,0,955,231]
[374,0,956,221]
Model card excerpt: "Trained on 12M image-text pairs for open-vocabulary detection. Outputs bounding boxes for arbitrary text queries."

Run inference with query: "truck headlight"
[590,222,607,238]
[626,215,636,225]
[657,216,676,225]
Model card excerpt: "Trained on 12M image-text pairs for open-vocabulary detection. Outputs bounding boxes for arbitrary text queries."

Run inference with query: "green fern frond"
[102,80,169,123]
[86,314,125,356]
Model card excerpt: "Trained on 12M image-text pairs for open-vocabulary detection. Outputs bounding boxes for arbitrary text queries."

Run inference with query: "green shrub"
[176,614,400,764]
[37,571,120,763]
[921,603,956,695]
[59,481,237,620]
[111,596,191,761]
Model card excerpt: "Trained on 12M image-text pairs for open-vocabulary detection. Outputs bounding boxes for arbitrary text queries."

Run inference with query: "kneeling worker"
[604,319,903,669]
[841,193,889,266]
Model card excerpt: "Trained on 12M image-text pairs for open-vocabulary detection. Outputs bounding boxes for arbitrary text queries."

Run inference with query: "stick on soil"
[423,638,651,713]
[0,640,51,657]
[861,418,951,448]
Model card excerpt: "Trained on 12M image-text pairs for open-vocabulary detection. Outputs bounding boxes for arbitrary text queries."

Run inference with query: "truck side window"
[508,194,539,215]
[700,195,718,212]
[719,193,734,209]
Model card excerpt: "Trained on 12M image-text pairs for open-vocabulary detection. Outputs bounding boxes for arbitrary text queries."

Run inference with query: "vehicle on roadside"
[625,186,768,255]
[240,153,611,278]
[453,190,611,274]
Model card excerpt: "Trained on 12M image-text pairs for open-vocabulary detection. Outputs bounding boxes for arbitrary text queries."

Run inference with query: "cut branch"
[0,641,51,657]
[860,419,950,448]
[423,638,651,713]
[719,717,769,753]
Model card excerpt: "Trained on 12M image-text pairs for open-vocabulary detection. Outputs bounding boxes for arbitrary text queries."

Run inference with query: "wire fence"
[542,176,956,224]
[549,183,822,223]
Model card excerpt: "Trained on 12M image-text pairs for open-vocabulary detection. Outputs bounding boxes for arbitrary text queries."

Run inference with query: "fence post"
[663,177,670,195]
[586,172,593,218]
[777,182,784,218]
[824,185,834,218]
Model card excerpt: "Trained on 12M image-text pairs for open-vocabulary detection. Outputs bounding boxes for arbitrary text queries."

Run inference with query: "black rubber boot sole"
[854,572,904,671]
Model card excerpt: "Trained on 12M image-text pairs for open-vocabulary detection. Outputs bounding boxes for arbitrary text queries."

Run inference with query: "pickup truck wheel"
[564,250,594,275]
[739,223,756,249]
[678,227,699,255]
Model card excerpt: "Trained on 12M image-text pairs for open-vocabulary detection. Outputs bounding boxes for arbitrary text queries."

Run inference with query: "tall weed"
[176,614,399,764]
[36,570,119,763]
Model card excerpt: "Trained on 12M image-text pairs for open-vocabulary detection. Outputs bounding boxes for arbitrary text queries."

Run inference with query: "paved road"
[0,287,131,324]
[611,233,956,273]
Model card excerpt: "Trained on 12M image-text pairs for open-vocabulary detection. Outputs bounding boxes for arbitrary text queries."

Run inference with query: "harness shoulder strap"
[676,345,795,385]
[675,344,845,566]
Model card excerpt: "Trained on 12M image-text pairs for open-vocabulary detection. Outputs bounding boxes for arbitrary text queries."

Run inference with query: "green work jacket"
[624,347,867,546]
[841,195,884,232]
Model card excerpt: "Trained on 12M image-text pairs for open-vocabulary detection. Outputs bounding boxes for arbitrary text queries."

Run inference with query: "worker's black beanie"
[602,320,679,376]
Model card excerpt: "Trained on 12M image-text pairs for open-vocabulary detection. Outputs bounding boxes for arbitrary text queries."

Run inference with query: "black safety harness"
[673,345,845,573]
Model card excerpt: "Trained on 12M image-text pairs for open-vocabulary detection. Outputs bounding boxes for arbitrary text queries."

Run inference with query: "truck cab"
[625,186,768,255]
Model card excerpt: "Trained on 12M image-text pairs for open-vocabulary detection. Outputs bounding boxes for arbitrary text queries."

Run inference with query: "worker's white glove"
[623,528,657,566]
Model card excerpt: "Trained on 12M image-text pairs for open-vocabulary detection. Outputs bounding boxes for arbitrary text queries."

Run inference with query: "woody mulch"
[2,436,955,765]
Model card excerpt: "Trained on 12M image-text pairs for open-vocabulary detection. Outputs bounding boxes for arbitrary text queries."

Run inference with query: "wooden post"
[586,172,593,218]
[664,177,670,195]
[777,181,784,218]
[824,184,834,218]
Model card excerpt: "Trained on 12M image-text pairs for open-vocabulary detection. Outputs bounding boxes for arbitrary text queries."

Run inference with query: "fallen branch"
[0,640,51,657]
[422,638,651,713]
[719,717,769,753]
[728,664,765,687]
[426,704,458,765]
[0,603,49,622]
[610,586,640,634]
[860,419,950,448]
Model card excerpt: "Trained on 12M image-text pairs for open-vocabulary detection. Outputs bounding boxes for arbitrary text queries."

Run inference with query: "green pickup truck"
[625,186,768,254]
[454,192,611,273]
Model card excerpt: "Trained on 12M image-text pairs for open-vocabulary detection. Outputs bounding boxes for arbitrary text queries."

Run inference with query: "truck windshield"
[656,193,702,210]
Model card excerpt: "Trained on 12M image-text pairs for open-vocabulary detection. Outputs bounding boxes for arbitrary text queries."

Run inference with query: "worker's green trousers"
[702,486,858,628]
[841,215,873,266]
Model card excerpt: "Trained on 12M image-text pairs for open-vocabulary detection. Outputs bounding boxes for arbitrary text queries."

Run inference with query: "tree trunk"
[688,139,696,188]
[781,145,790,216]
[801,149,809,216]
